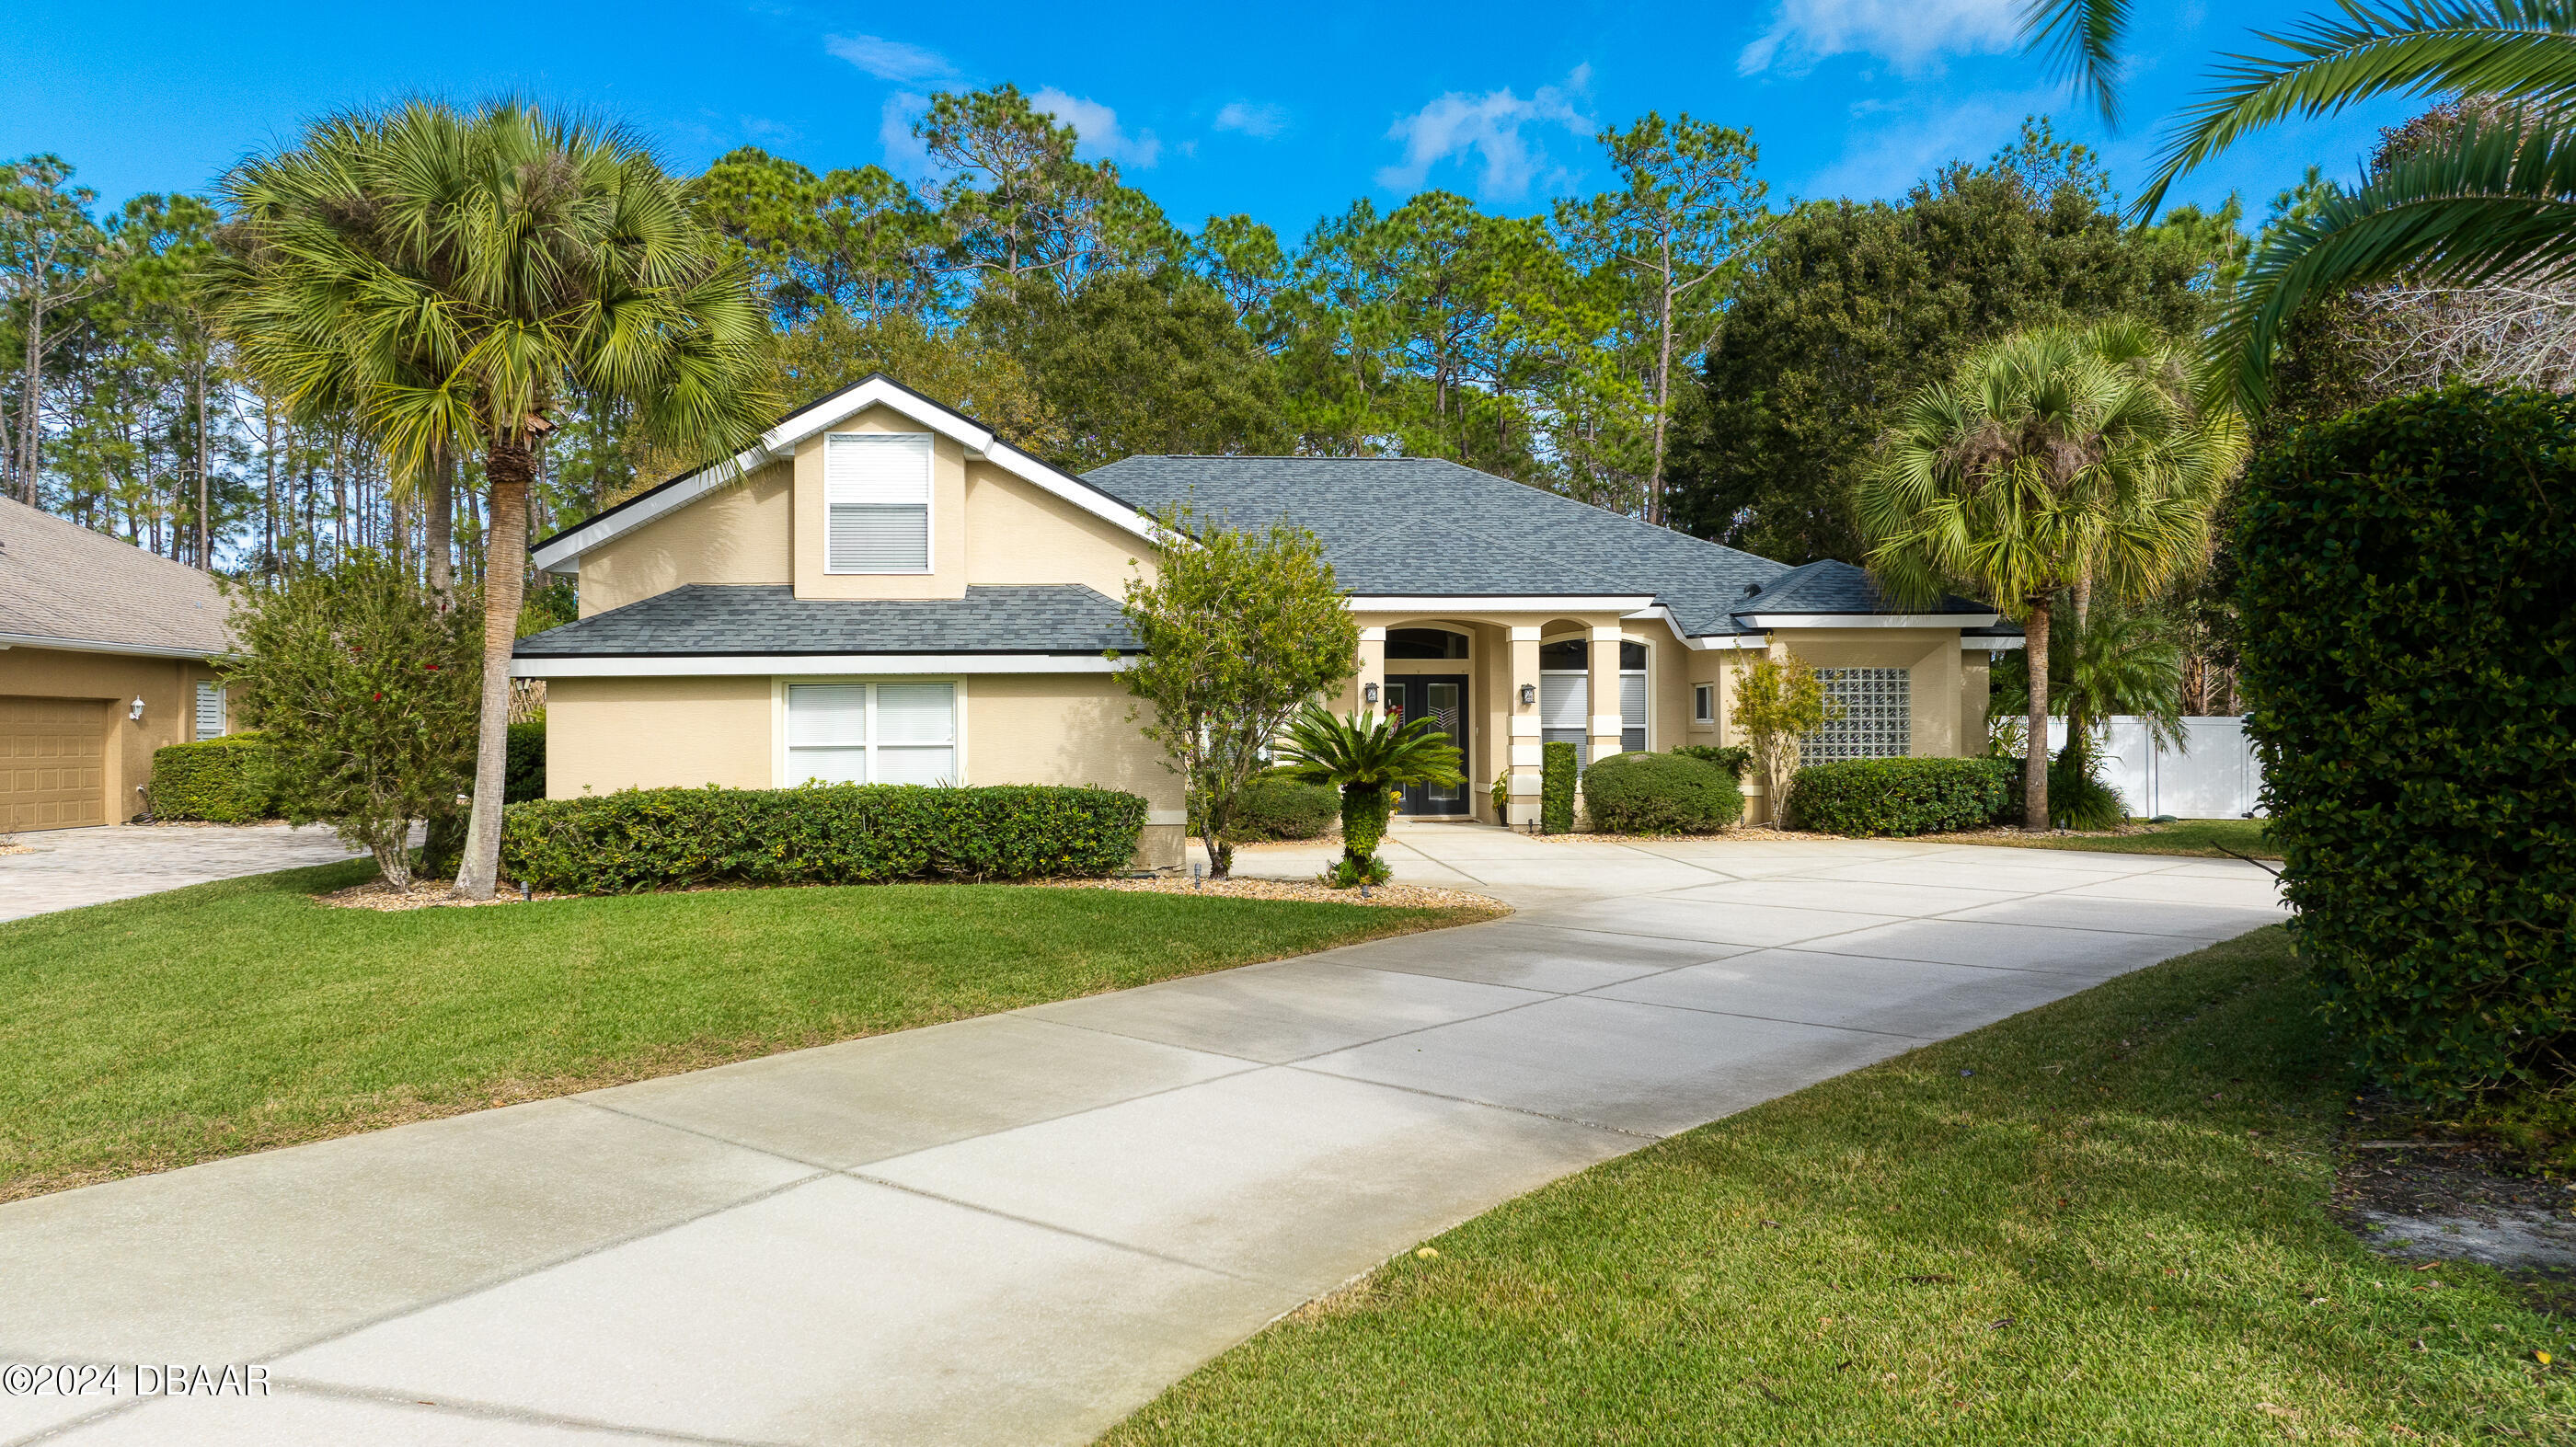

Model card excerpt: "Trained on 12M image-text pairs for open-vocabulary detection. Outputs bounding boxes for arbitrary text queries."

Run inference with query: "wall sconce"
[129,696,145,721]
[1363,682,1379,706]
[1519,683,1536,706]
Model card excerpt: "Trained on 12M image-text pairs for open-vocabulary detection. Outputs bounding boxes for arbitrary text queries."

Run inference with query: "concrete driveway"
[0,824,363,923]
[0,826,2287,1446]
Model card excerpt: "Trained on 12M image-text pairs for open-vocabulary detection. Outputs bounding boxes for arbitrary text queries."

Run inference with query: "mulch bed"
[1041,876,1506,913]
[317,879,569,912]
[2331,1118,2576,1317]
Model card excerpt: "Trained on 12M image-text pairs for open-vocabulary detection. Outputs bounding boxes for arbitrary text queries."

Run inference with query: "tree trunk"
[374,833,414,892]
[192,360,209,568]
[1650,266,1676,528]
[17,300,42,502]
[2024,598,2052,830]
[426,446,454,604]
[454,439,532,901]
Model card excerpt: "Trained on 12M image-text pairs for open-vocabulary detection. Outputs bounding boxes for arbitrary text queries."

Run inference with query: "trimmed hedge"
[2238,386,2576,1101]
[148,735,275,823]
[501,784,1149,894]
[1789,756,2014,837]
[1540,741,1578,834]
[1670,743,1753,780]
[1234,776,1339,841]
[1580,751,1744,834]
[505,721,546,805]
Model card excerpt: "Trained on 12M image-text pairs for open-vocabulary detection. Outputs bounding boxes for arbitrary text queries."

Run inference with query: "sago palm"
[1857,320,2243,827]
[1274,703,1464,886]
[2023,0,2576,407]
[216,100,775,898]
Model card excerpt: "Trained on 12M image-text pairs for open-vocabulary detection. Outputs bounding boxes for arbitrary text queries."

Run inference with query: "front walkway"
[0,823,363,923]
[0,829,2287,1447]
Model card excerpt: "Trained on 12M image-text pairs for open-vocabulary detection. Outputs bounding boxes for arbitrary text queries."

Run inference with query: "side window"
[1693,683,1715,725]
[194,681,225,741]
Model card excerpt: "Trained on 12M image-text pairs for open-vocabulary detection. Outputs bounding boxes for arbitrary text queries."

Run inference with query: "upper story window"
[825,432,931,573]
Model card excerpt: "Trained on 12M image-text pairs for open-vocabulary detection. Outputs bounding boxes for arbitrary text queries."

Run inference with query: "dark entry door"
[1388,674,1469,815]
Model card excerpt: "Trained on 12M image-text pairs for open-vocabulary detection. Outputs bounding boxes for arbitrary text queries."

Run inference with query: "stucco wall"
[791,404,971,602]
[544,671,1181,869]
[576,462,792,618]
[963,462,1154,594]
[545,676,775,797]
[3,647,227,826]
[1771,628,1972,759]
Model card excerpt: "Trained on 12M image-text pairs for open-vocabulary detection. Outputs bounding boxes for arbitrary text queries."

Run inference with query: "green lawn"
[0,863,1483,1203]
[1105,927,2572,1446]
[1952,817,2282,860]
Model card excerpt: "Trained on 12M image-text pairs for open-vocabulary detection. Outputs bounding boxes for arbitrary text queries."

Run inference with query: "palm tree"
[1857,320,2245,827]
[217,100,774,899]
[1274,703,1464,887]
[2024,0,2576,408]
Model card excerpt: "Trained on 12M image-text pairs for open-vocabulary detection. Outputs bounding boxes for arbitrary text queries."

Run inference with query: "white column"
[1587,623,1624,763]
[1507,625,1542,828]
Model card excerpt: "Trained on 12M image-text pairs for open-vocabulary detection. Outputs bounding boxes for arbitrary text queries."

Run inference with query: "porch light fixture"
[1363,682,1379,706]
[1518,683,1535,706]
[129,696,145,721]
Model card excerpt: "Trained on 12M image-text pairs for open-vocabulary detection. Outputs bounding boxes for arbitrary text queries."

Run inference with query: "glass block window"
[1804,668,1911,760]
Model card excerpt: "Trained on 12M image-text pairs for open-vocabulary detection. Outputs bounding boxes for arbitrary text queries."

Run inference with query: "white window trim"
[823,431,935,577]
[1693,683,1716,725]
[772,676,968,787]
[194,680,226,741]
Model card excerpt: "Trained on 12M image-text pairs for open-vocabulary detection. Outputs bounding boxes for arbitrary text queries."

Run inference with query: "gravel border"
[1039,876,1506,913]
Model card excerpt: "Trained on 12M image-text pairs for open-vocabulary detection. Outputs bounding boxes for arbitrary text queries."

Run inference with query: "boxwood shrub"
[1670,743,1753,780]
[505,721,546,805]
[2238,385,2576,1102]
[501,784,1149,894]
[1788,756,2013,837]
[1581,751,1743,834]
[1233,776,1339,841]
[1540,741,1578,833]
[147,734,276,823]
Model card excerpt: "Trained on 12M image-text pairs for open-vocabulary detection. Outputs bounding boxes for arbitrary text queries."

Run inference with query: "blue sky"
[6,0,2416,236]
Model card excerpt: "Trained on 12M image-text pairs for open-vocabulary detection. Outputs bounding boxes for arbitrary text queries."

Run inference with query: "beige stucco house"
[517,376,2021,866]
[1,495,236,832]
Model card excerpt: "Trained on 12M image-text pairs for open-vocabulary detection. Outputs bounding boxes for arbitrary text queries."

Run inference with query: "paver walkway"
[0,826,2288,1447]
[0,824,362,923]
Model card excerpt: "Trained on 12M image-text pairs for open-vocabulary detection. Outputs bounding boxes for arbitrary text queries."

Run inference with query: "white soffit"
[529,375,1167,572]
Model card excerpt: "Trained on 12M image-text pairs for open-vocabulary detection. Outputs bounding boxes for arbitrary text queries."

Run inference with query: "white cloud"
[879,92,935,180]
[1029,86,1161,167]
[1375,67,1594,201]
[825,32,954,83]
[1738,0,2020,75]
[1801,89,2053,200]
[1213,100,1290,139]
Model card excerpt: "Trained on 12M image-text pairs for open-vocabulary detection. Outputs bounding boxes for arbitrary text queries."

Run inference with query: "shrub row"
[148,735,276,822]
[500,784,1149,893]
[1581,751,1744,834]
[1234,776,1339,841]
[1788,756,2013,837]
[2238,385,2576,1102]
[1669,743,1753,780]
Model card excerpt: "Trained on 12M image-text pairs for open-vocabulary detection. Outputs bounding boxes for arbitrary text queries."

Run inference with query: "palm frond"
[2140,0,2576,214]
[2219,115,2576,408]
[2022,0,2134,127]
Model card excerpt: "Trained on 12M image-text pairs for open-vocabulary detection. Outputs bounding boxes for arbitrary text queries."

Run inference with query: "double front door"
[1386,674,1468,816]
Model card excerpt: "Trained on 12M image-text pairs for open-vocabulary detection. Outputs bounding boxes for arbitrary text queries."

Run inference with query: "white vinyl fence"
[2041,716,2267,820]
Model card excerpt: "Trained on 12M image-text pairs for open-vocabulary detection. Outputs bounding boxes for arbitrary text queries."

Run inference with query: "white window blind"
[824,432,931,573]
[194,681,224,741]
[786,683,956,786]
[1620,671,1647,752]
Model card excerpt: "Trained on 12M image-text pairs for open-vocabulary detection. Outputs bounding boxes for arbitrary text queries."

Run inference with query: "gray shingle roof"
[515,585,1134,658]
[1082,456,2011,637]
[0,494,231,655]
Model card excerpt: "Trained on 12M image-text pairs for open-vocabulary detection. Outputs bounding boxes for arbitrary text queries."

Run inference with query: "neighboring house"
[518,375,2023,865]
[0,495,236,833]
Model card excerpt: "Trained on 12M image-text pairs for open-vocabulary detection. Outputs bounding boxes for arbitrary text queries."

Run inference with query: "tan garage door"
[2,697,108,832]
